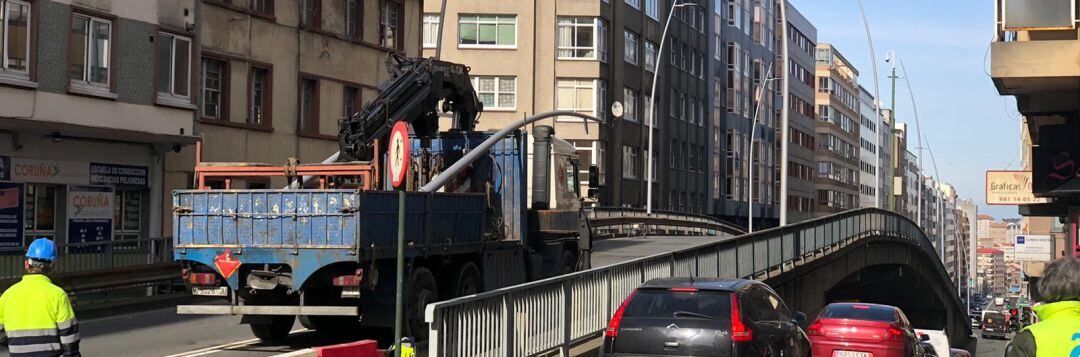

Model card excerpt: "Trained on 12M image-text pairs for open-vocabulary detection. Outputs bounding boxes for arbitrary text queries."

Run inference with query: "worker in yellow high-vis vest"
[0,238,81,357]
[1006,257,1080,357]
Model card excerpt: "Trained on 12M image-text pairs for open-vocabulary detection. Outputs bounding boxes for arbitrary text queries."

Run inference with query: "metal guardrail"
[587,207,745,239]
[0,237,173,282]
[424,208,965,357]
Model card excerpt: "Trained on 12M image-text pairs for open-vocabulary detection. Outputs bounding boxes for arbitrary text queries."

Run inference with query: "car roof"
[638,277,757,291]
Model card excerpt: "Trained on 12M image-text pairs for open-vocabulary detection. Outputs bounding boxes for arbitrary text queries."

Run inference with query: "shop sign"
[90,163,149,188]
[10,157,89,185]
[986,171,1050,205]
[66,185,113,253]
[1014,235,1053,262]
[0,182,24,248]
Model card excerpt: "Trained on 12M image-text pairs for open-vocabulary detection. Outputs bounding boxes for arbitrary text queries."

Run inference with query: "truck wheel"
[451,262,482,297]
[250,315,294,341]
[406,267,438,340]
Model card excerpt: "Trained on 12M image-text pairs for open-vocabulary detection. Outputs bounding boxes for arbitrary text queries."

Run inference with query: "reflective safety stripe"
[60,332,80,344]
[56,319,76,330]
[7,342,62,353]
[7,328,59,337]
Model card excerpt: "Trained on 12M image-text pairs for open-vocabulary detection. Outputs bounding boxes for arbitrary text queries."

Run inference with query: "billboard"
[1014,234,1053,262]
[0,182,24,248]
[986,171,1050,205]
[66,185,114,253]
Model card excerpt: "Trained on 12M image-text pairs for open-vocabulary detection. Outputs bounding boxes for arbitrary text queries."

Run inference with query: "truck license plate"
[341,287,361,299]
[835,351,870,357]
[192,286,229,296]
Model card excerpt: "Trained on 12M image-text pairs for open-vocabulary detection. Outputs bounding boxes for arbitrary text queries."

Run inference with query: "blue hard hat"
[26,238,57,261]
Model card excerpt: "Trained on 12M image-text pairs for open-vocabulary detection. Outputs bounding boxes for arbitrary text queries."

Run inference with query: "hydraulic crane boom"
[337,53,483,161]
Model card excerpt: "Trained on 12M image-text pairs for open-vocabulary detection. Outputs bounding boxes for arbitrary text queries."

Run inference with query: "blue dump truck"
[172,55,594,341]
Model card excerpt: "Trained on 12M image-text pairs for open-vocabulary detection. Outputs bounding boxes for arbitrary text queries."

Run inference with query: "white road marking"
[162,329,310,357]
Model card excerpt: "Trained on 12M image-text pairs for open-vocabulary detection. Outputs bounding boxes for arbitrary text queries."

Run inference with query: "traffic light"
[1009,308,1018,316]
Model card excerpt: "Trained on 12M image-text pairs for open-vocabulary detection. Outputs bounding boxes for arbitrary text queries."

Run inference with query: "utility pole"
[779,0,790,226]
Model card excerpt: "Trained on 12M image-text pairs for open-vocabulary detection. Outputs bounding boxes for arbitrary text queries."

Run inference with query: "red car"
[808,303,925,357]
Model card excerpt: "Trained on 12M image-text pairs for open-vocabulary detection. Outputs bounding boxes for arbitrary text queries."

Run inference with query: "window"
[625,0,640,10]
[24,184,56,245]
[1,0,31,77]
[459,15,516,47]
[472,76,516,110]
[622,87,638,123]
[114,190,143,241]
[623,30,638,65]
[70,14,112,87]
[422,14,440,48]
[644,41,657,71]
[556,17,603,60]
[344,85,361,119]
[346,0,362,40]
[249,0,273,16]
[555,79,602,122]
[298,77,318,133]
[156,33,191,99]
[622,145,638,179]
[249,66,269,125]
[201,58,226,119]
[380,0,403,50]
[645,0,659,19]
[643,93,653,127]
[300,0,321,29]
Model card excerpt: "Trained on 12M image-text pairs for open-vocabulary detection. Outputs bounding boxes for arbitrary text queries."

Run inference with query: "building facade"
[778,3,817,224]
[0,0,199,250]
[813,44,859,216]
[183,0,423,193]
[707,0,780,229]
[857,85,879,209]
[425,0,711,214]
[977,248,1006,297]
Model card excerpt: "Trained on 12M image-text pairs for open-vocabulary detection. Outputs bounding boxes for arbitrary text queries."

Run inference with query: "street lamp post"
[646,0,698,215]
[855,0,883,209]
[747,63,776,233]
[778,0,790,226]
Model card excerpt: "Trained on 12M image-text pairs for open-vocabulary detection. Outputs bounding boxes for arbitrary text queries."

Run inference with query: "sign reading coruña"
[11,157,89,185]
[986,170,1050,205]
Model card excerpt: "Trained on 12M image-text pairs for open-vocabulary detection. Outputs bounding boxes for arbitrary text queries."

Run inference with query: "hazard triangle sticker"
[214,249,241,279]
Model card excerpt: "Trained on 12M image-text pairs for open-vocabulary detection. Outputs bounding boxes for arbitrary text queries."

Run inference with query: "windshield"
[623,289,732,319]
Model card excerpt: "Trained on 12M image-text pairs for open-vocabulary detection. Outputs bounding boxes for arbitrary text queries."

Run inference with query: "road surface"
[5,235,722,357]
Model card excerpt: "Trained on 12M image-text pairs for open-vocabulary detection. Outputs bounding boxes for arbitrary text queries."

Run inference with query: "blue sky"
[792,0,1022,220]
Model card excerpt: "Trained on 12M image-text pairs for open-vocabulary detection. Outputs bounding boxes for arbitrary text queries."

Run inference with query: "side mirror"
[792,311,807,324]
[919,333,930,342]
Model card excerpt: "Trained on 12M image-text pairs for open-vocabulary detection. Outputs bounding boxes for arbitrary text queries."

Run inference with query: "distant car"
[950,348,972,357]
[602,278,810,357]
[808,303,924,357]
[981,311,1010,340]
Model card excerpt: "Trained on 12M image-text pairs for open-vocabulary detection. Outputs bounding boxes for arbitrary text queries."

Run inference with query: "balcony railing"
[995,0,1079,42]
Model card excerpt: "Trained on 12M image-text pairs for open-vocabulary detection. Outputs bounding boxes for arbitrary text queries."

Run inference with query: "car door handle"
[664,341,680,348]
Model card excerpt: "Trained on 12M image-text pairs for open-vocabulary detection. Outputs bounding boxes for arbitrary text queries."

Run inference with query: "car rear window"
[984,313,1006,325]
[622,288,732,319]
[820,304,898,322]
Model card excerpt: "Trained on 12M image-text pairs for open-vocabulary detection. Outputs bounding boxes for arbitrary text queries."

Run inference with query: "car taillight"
[807,321,824,336]
[605,291,637,338]
[730,294,753,342]
[669,287,699,292]
[332,269,364,287]
[187,272,217,286]
[886,326,905,341]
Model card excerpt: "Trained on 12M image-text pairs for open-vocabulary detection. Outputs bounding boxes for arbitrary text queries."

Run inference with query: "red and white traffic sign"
[388,121,410,188]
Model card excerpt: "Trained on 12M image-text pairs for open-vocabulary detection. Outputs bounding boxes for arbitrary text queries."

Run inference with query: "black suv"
[602,277,810,356]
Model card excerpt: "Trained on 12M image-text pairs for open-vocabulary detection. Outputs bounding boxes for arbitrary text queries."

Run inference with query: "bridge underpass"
[425,208,975,357]
[765,235,970,348]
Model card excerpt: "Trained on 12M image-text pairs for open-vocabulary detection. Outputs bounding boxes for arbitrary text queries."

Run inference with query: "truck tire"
[450,262,481,298]
[250,315,294,341]
[406,267,438,340]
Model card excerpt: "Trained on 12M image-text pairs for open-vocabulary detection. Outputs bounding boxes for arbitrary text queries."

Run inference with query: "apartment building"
[856,85,879,209]
[903,148,919,220]
[0,0,199,248]
[708,0,780,228]
[891,118,913,219]
[178,0,423,194]
[977,214,993,248]
[424,0,710,213]
[958,198,977,301]
[977,247,1006,297]
[812,43,859,216]
[777,3,816,224]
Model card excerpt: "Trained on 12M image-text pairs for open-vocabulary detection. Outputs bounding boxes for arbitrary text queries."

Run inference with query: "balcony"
[991,0,1080,113]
